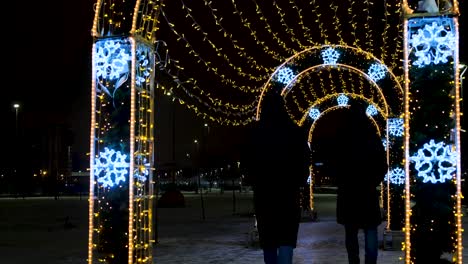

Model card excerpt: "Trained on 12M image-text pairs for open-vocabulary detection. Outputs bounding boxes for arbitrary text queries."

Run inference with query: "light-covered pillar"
[402,1,462,263]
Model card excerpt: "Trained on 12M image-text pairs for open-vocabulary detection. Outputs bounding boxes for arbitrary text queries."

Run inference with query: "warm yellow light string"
[160,9,264,94]
[91,0,104,37]
[389,1,403,72]
[251,0,296,56]
[156,79,257,125]
[230,0,286,61]
[362,0,374,54]
[402,18,411,264]
[329,3,345,46]
[346,0,359,47]
[306,0,329,44]
[201,0,273,74]
[453,17,463,264]
[162,66,259,112]
[180,0,267,82]
[381,0,390,64]
[88,43,98,264]
[289,0,318,46]
[272,1,309,50]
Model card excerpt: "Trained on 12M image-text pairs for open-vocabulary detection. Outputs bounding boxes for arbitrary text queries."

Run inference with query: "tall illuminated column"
[402,1,462,263]
[88,1,161,264]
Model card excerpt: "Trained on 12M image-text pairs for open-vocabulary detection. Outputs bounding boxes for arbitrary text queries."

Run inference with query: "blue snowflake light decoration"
[275,66,295,85]
[410,139,457,184]
[387,118,404,137]
[95,40,131,81]
[309,108,321,120]
[135,46,152,86]
[384,167,405,185]
[409,21,456,68]
[94,147,130,188]
[382,138,388,151]
[368,63,387,82]
[366,104,378,117]
[307,175,311,184]
[321,47,341,65]
[134,157,150,183]
[336,94,349,106]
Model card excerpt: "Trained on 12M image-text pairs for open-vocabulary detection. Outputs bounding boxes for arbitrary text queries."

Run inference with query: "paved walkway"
[1,193,466,264]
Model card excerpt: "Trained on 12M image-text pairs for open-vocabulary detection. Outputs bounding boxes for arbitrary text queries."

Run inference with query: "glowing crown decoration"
[336,94,349,106]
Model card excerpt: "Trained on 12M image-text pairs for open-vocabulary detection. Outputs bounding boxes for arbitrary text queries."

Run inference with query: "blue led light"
[95,40,131,81]
[321,47,340,65]
[409,20,456,68]
[385,167,405,185]
[336,94,349,106]
[366,104,378,117]
[309,108,321,120]
[410,139,457,184]
[94,147,130,188]
[388,118,404,137]
[276,67,295,85]
[368,63,386,82]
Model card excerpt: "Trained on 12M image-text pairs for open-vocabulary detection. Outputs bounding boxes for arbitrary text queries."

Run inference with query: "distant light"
[13,104,20,109]
[194,139,198,144]
[204,123,208,127]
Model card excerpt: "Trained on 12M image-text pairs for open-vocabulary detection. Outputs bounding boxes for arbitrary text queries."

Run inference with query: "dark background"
[6,1,468,172]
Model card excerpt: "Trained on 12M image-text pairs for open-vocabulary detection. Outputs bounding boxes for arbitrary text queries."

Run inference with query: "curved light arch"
[306,104,389,222]
[256,44,404,121]
[283,65,390,126]
[301,93,387,134]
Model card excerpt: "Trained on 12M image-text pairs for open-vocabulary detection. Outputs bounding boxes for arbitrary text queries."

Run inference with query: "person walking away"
[243,90,310,264]
[328,109,388,264]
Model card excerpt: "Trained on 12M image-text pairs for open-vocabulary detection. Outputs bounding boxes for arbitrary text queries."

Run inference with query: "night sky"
[6,1,468,171]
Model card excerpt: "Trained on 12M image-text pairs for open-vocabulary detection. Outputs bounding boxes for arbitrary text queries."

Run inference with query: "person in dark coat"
[243,90,310,264]
[328,108,388,264]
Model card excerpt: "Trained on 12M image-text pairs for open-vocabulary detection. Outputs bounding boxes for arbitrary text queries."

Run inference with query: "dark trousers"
[263,246,294,264]
[344,224,378,264]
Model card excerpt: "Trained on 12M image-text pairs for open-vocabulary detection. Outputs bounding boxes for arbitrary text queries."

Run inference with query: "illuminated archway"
[255,45,404,231]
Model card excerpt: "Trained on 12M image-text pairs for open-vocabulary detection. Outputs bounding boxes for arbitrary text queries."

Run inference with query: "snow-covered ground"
[1,192,467,264]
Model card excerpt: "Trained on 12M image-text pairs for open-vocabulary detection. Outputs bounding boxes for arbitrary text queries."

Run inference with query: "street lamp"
[13,103,20,137]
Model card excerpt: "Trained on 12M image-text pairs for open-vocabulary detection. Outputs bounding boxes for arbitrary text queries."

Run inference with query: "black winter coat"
[329,111,388,228]
[243,92,310,249]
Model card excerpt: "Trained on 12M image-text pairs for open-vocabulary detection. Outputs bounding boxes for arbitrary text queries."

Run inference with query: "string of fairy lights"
[87,0,463,263]
[156,0,404,125]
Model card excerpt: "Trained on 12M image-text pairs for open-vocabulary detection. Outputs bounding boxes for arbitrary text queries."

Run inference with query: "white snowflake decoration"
[276,67,295,85]
[410,139,457,184]
[409,21,456,68]
[135,46,152,86]
[94,147,130,188]
[385,167,405,185]
[387,118,404,137]
[321,47,341,65]
[382,138,388,151]
[336,94,349,106]
[366,104,378,117]
[134,157,150,182]
[95,40,131,81]
[368,63,387,82]
[309,108,321,120]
